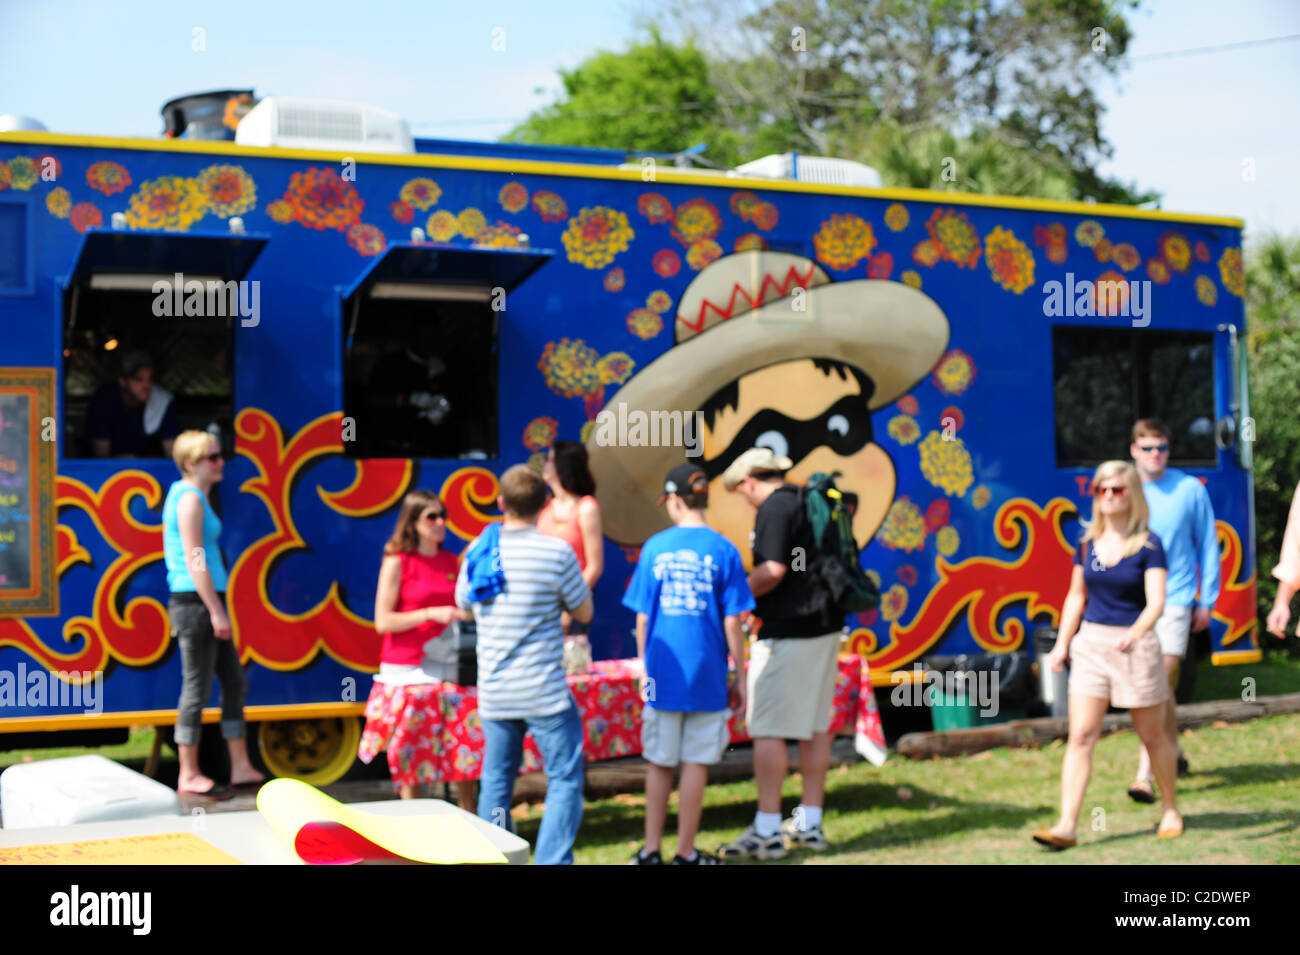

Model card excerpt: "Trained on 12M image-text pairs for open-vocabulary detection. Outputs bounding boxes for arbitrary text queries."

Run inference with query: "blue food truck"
[0,90,1258,781]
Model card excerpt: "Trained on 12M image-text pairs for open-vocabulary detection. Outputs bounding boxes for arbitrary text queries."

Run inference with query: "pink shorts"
[1068,621,1169,709]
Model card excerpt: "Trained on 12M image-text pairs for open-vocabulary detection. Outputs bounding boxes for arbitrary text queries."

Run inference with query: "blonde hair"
[1080,460,1154,559]
[173,430,215,475]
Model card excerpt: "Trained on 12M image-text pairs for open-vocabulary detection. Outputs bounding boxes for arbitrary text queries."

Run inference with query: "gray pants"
[170,595,247,746]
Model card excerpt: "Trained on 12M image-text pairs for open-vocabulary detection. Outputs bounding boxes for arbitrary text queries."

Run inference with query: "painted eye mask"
[701,393,875,482]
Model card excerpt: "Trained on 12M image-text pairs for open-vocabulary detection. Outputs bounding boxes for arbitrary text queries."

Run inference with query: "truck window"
[1053,327,1216,467]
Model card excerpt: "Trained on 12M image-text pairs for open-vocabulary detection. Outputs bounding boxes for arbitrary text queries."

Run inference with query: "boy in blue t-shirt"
[623,463,754,865]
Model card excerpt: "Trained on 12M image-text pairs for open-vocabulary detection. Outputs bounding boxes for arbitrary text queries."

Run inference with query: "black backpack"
[797,472,881,626]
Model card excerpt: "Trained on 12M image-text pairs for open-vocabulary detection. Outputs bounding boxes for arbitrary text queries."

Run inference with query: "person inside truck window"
[86,350,178,458]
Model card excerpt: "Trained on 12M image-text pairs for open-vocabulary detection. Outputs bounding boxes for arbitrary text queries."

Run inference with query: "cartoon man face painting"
[587,250,950,560]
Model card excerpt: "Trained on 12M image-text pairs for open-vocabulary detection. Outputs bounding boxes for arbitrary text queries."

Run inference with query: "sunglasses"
[1093,485,1127,498]
[1138,444,1168,454]
[421,511,446,522]
[199,452,223,463]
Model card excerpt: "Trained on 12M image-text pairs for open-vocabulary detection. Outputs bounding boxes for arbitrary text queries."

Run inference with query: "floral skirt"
[358,680,479,788]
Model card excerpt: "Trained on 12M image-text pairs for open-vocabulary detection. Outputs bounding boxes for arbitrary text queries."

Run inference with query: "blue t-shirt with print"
[1075,532,1166,627]
[622,525,755,712]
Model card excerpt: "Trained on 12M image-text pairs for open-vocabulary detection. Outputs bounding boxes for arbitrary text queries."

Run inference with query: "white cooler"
[0,754,179,829]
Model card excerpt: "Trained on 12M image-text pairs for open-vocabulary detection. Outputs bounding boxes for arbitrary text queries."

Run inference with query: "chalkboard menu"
[0,368,56,616]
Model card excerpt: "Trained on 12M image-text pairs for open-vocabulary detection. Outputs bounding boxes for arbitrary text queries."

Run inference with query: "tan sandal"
[1032,829,1077,850]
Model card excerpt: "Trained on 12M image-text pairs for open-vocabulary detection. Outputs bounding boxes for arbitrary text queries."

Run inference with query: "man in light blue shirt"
[1127,418,1220,802]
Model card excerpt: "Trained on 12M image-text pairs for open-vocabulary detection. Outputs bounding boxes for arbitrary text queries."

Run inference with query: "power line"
[1131,32,1300,61]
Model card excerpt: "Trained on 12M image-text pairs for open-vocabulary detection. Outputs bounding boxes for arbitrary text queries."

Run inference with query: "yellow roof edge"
[0,130,1246,230]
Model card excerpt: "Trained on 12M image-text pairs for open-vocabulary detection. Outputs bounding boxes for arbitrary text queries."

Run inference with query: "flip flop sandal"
[1031,830,1077,850]
[230,779,266,790]
[177,783,234,801]
[1127,782,1157,804]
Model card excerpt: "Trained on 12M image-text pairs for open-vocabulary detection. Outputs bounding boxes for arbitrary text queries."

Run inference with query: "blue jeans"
[477,702,585,865]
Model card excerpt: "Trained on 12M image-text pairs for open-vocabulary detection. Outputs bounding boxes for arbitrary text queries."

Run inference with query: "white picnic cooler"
[0,754,179,829]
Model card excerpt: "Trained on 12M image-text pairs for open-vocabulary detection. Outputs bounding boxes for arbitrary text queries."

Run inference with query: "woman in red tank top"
[358,489,473,805]
[539,441,604,636]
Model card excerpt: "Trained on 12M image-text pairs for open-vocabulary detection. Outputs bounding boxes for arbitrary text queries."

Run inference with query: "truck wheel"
[255,717,362,785]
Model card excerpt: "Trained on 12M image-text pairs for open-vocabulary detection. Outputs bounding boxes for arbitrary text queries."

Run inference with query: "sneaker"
[780,816,829,851]
[628,848,663,865]
[672,851,724,865]
[717,825,787,860]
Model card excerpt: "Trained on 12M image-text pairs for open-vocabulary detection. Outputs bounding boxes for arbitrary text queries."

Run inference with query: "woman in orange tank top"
[539,441,604,636]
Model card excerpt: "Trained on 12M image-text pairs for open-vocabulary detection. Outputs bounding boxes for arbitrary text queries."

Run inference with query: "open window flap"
[341,242,553,301]
[66,229,269,287]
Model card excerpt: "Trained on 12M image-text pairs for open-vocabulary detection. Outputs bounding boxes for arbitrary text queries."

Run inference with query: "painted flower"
[1146,257,1171,285]
[887,414,921,446]
[283,167,363,231]
[1158,231,1192,273]
[984,226,1035,293]
[124,175,209,230]
[671,198,723,246]
[1195,275,1218,307]
[1218,247,1245,298]
[884,203,910,231]
[476,221,524,248]
[919,430,974,497]
[924,498,951,532]
[347,223,386,257]
[1074,219,1104,247]
[6,156,38,190]
[583,389,606,420]
[538,338,602,398]
[427,210,459,241]
[457,208,487,239]
[941,406,964,433]
[267,200,293,224]
[69,202,102,234]
[752,202,779,231]
[400,177,442,211]
[926,209,981,268]
[597,352,635,386]
[866,251,893,279]
[33,153,62,181]
[881,585,909,622]
[0,163,9,191]
[45,187,71,218]
[729,191,762,220]
[1093,269,1130,316]
[931,348,975,396]
[877,497,927,552]
[652,249,681,277]
[898,565,918,587]
[1033,223,1067,247]
[389,200,414,224]
[626,308,664,340]
[1092,238,1113,263]
[579,420,596,444]
[901,270,922,288]
[972,485,992,510]
[1194,241,1211,263]
[646,290,673,314]
[813,213,876,270]
[936,525,960,557]
[499,181,528,213]
[912,239,942,267]
[531,190,568,223]
[1046,243,1067,265]
[897,395,919,415]
[638,192,673,224]
[522,416,558,451]
[686,239,722,270]
[563,206,634,269]
[1111,243,1140,272]
[528,450,548,473]
[195,164,256,217]
[603,267,625,292]
[733,232,767,251]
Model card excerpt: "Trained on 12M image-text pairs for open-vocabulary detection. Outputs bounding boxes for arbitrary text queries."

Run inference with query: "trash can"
[926,652,1032,730]
[1033,626,1069,718]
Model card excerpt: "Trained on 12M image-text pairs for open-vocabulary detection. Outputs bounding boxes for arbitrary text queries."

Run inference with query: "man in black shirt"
[716,448,843,861]
[86,351,178,458]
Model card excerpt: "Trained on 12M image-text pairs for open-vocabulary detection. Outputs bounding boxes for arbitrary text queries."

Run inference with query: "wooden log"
[896,692,1300,759]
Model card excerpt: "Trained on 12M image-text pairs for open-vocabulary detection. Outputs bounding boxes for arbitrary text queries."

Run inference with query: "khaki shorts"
[642,706,730,767]
[1153,604,1194,657]
[746,632,841,740]
[1069,621,1169,709]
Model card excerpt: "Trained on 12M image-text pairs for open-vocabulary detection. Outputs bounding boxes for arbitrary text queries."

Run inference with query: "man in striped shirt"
[456,464,593,864]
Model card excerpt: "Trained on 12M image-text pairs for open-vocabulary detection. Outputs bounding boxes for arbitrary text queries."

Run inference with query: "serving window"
[1052,326,1216,467]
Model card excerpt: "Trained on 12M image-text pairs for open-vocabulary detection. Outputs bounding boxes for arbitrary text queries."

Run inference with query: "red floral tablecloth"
[359,655,887,784]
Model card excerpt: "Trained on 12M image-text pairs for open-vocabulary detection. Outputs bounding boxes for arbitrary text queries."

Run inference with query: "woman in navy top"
[1033,460,1182,849]
[164,430,264,798]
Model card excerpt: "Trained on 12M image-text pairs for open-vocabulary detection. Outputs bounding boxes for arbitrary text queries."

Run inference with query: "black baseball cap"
[656,463,709,506]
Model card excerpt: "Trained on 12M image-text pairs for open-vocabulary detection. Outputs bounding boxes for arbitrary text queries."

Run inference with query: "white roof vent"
[235,97,414,154]
[734,152,884,188]
[0,114,48,133]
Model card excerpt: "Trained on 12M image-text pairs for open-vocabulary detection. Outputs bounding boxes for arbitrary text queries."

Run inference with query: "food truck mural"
[0,97,1259,779]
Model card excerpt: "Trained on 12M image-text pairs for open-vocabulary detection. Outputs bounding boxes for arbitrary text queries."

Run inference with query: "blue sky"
[2,0,1297,241]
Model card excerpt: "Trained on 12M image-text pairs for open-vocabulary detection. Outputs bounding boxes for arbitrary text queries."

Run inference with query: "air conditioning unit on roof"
[734,152,884,188]
[235,97,414,154]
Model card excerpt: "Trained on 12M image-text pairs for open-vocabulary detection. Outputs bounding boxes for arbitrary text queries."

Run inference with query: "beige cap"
[721,447,794,491]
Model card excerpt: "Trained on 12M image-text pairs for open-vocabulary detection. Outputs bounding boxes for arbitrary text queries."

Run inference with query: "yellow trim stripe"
[0,702,366,733]
[0,130,1245,229]
[1210,649,1262,666]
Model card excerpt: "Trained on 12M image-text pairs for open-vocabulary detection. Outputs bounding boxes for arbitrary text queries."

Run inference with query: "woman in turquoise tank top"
[164,430,264,798]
